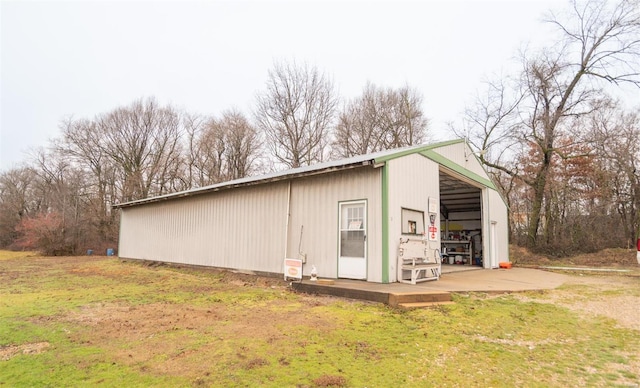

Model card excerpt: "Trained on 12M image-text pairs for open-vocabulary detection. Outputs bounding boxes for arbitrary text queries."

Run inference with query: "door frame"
[490,220,498,268]
[337,199,368,280]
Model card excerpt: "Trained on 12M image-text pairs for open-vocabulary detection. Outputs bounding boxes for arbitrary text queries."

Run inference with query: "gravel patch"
[514,274,640,331]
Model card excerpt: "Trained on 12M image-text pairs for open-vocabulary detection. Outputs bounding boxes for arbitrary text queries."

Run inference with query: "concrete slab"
[414,268,570,293]
[292,268,569,305]
[441,264,483,274]
[311,268,568,293]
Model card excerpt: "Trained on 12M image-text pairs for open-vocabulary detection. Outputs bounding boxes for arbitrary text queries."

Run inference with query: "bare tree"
[28,147,86,254]
[185,109,261,186]
[255,61,337,169]
[183,113,211,188]
[333,83,430,158]
[589,100,640,246]
[99,97,184,201]
[459,0,640,248]
[58,117,119,247]
[0,166,37,247]
[221,109,262,180]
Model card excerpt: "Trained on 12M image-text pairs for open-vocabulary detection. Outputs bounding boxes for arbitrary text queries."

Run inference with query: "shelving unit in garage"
[441,239,472,265]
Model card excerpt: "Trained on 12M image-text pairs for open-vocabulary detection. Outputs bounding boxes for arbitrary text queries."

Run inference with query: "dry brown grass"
[511,245,638,267]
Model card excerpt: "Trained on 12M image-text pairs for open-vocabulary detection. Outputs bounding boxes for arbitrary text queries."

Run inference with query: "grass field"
[1,252,638,387]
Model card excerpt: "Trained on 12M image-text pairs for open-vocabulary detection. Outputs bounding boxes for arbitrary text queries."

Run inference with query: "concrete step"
[397,301,455,310]
[388,291,451,307]
[292,281,389,304]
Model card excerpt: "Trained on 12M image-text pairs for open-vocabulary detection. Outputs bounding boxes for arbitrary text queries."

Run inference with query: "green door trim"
[381,165,389,283]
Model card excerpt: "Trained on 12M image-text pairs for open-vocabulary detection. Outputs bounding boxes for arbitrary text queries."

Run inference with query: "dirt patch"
[62,296,337,377]
[0,342,51,361]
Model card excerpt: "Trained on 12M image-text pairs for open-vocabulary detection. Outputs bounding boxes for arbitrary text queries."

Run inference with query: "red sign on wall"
[428,226,438,241]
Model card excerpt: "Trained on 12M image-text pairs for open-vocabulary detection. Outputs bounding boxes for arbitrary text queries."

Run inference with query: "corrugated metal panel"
[118,167,383,279]
[119,181,289,273]
[386,154,441,282]
[431,142,491,179]
[287,167,382,281]
[485,188,510,266]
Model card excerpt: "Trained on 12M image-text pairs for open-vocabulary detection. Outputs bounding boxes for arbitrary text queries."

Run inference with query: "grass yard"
[1,252,638,387]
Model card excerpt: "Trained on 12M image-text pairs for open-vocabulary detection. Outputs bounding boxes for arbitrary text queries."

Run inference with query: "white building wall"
[484,187,510,267]
[119,181,289,273]
[432,142,491,179]
[118,167,383,279]
[386,154,441,282]
[287,167,382,281]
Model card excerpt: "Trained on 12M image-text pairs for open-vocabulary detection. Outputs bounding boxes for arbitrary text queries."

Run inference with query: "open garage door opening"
[439,169,485,268]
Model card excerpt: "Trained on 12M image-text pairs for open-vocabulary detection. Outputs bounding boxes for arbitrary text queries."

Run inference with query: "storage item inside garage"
[439,170,483,266]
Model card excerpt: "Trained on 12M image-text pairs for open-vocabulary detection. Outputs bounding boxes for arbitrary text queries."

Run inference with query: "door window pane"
[340,203,365,258]
[340,230,365,257]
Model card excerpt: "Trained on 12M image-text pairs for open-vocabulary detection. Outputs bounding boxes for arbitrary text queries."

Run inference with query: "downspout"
[284,180,292,259]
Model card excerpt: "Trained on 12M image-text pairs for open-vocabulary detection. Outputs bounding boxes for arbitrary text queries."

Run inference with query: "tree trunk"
[527,160,550,248]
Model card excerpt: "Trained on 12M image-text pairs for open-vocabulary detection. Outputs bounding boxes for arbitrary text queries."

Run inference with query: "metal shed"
[114,139,509,283]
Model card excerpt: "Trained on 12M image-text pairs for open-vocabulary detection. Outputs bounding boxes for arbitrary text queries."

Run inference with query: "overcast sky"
[0,0,566,172]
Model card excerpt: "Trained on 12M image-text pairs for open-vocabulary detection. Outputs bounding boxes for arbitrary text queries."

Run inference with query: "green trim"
[336,203,340,277]
[374,139,464,164]
[381,165,389,283]
[420,150,497,190]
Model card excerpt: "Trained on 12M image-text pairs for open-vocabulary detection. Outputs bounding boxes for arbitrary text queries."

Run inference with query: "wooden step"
[388,291,451,307]
[396,301,455,310]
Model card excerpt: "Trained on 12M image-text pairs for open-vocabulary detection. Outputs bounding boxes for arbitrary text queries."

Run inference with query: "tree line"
[457,0,640,254]
[1,0,638,257]
[0,69,428,254]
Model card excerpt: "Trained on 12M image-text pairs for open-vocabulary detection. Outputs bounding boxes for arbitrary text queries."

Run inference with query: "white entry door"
[338,201,367,279]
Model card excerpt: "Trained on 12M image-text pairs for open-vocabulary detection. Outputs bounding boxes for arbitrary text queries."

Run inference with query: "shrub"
[14,212,73,255]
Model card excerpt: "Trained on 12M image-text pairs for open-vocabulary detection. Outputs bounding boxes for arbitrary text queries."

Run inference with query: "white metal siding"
[432,142,492,179]
[118,167,382,279]
[287,167,382,281]
[386,154,441,282]
[119,181,289,273]
[485,188,509,266]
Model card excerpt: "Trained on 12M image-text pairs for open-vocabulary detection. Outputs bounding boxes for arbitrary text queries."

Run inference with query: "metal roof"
[113,139,466,209]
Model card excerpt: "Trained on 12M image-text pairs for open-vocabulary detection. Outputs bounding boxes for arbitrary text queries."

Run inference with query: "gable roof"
[113,139,490,209]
